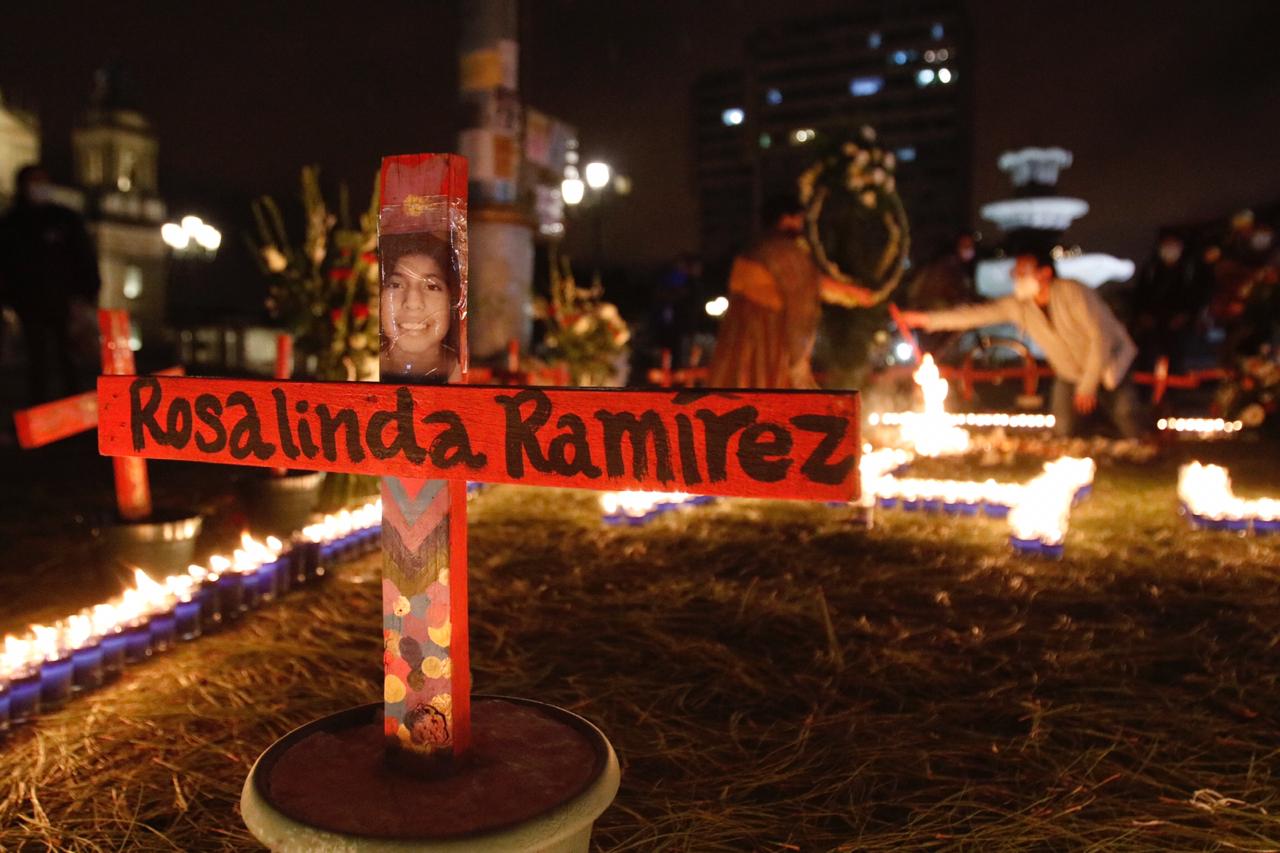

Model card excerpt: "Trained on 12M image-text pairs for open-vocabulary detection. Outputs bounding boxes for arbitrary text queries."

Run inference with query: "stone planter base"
[242,696,620,852]
[95,510,203,575]
[238,471,325,539]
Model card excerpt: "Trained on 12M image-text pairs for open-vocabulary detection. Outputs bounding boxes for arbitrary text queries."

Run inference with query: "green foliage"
[535,255,631,386]
[252,167,380,382]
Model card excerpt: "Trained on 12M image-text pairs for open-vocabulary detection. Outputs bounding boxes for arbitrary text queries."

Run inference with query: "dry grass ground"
[0,436,1278,851]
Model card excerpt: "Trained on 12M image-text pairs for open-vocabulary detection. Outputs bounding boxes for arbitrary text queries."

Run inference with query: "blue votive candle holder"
[71,641,105,692]
[877,496,898,510]
[242,569,264,610]
[122,621,152,664]
[100,631,126,680]
[1039,541,1065,560]
[270,558,291,597]
[1224,517,1251,535]
[40,656,74,709]
[923,497,944,514]
[1254,518,1280,536]
[983,502,1011,519]
[902,497,921,512]
[1009,536,1042,556]
[306,541,325,581]
[8,667,41,724]
[959,501,980,516]
[0,679,10,735]
[149,609,177,653]
[175,598,202,641]
[218,572,246,620]
[943,500,962,516]
[198,579,222,631]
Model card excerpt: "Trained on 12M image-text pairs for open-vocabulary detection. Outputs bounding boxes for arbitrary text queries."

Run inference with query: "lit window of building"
[916,68,936,87]
[850,76,884,97]
[765,87,783,105]
[868,30,882,49]
[721,107,745,126]
[896,146,918,162]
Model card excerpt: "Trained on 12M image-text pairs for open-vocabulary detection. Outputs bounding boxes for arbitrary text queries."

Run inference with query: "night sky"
[4,1,1279,298]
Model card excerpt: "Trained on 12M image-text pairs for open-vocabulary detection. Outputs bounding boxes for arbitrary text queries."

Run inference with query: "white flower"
[262,246,288,273]
[597,302,620,323]
[861,190,878,208]
[573,315,592,335]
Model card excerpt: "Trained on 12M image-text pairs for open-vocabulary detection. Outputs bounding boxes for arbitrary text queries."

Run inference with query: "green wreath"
[799,126,910,307]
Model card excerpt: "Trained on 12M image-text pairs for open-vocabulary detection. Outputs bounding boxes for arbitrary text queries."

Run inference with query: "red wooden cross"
[97,154,861,774]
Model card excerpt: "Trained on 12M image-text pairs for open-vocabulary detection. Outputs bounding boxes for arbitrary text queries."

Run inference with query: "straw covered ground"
[1,436,1279,851]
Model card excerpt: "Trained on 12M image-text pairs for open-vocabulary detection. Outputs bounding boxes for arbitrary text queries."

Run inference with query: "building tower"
[72,65,168,346]
[693,0,969,275]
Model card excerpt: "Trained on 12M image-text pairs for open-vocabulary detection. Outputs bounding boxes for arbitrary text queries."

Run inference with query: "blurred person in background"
[0,165,102,404]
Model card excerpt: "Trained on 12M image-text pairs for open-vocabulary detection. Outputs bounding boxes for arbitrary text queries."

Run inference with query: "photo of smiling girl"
[379,231,462,384]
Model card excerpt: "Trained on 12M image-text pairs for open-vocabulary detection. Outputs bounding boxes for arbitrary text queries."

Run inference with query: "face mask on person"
[1013,274,1040,302]
[1251,232,1274,252]
[1159,244,1182,265]
[957,245,975,263]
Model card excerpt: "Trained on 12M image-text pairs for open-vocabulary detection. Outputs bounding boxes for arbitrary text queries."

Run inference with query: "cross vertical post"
[99,309,152,521]
[376,154,472,770]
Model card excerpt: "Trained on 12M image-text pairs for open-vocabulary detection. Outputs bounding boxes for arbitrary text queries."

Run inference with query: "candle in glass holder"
[210,555,246,619]
[122,620,152,663]
[30,625,73,709]
[188,565,223,630]
[3,638,41,724]
[0,677,9,735]
[64,614,104,693]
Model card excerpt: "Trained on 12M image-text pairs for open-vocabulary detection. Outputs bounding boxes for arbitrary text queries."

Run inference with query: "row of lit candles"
[861,446,1096,559]
[870,411,1056,431]
[600,491,715,525]
[0,501,383,734]
[1158,417,1245,435]
[1177,462,1280,534]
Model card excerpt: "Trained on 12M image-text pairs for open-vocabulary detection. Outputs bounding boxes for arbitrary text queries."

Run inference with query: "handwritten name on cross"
[96,154,861,775]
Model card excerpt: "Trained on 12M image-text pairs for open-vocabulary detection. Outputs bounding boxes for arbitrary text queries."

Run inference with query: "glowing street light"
[705,296,729,317]
[561,176,585,206]
[163,215,221,256]
[584,161,611,190]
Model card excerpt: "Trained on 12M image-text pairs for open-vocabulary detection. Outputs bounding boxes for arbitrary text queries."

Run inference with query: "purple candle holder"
[217,572,246,620]
[877,496,898,510]
[1254,518,1280,536]
[71,642,105,692]
[942,501,961,516]
[198,578,222,631]
[1009,536,1042,556]
[983,502,1011,519]
[301,540,322,582]
[1039,541,1065,560]
[242,569,264,610]
[175,598,202,641]
[100,631,126,680]
[122,621,152,664]
[0,680,9,735]
[923,498,944,514]
[39,655,74,708]
[902,497,922,512]
[959,502,980,516]
[1224,518,1251,535]
[270,557,291,597]
[8,668,41,724]
[149,610,178,653]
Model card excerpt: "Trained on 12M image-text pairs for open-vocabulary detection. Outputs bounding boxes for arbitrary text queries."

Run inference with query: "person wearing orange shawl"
[708,196,872,389]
